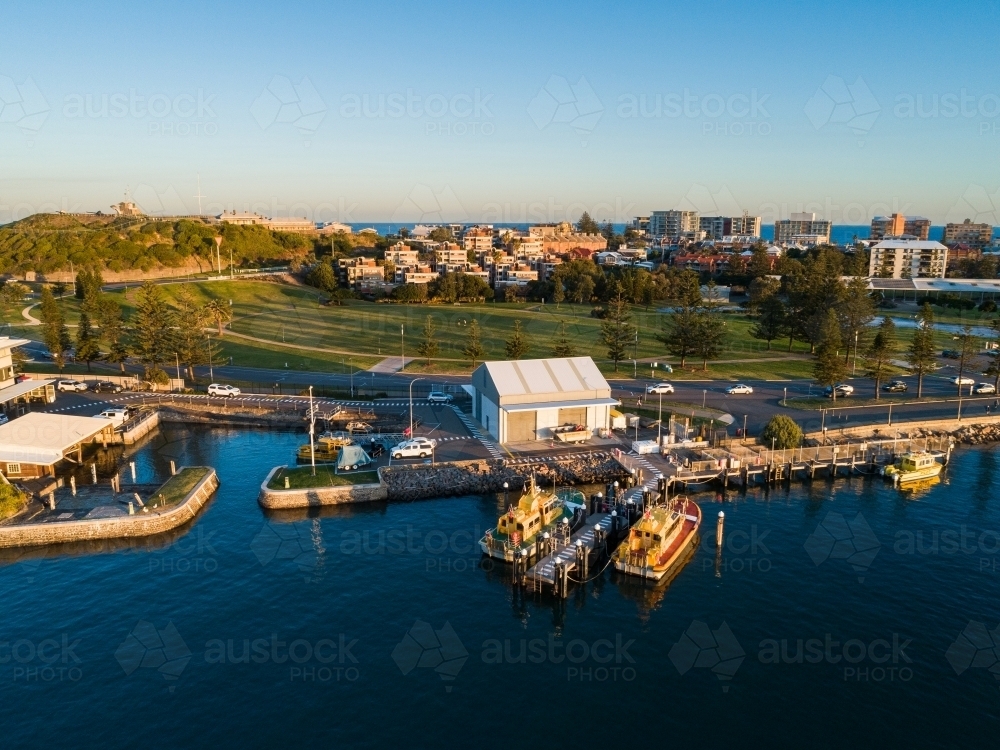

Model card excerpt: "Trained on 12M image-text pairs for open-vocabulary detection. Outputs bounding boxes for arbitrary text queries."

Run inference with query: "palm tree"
[205,299,232,336]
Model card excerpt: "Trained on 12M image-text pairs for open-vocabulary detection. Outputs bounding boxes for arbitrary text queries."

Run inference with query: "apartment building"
[385,242,420,268]
[943,219,994,249]
[699,214,762,240]
[461,226,494,252]
[434,242,468,269]
[649,210,699,239]
[527,223,607,254]
[773,212,832,244]
[868,239,948,279]
[870,213,931,241]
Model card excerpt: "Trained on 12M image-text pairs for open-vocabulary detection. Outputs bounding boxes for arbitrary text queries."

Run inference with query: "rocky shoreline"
[950,423,1000,446]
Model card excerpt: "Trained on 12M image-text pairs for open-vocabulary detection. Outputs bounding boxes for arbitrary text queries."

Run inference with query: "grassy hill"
[0,213,364,275]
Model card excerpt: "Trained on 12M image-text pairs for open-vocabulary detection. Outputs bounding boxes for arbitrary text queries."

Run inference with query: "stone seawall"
[258,468,387,508]
[380,453,628,502]
[805,416,1000,445]
[0,468,219,549]
[158,406,306,428]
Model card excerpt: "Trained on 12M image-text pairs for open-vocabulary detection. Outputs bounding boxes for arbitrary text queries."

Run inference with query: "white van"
[97,407,129,427]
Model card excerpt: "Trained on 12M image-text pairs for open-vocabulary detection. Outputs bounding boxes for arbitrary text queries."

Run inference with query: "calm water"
[3,425,1000,749]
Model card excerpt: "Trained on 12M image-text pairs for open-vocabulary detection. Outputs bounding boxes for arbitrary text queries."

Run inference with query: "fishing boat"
[882,451,943,485]
[612,497,701,580]
[479,476,578,562]
[296,432,353,463]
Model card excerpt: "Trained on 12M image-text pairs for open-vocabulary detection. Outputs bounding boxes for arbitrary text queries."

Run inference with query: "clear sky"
[2,0,1000,226]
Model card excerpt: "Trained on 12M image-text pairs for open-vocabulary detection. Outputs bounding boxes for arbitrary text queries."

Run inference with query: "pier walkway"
[525,512,613,585]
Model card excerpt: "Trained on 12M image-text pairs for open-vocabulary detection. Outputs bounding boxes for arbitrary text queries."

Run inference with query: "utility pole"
[309,385,316,476]
[175,352,181,382]
[657,391,663,446]
[401,324,405,372]
[207,334,213,381]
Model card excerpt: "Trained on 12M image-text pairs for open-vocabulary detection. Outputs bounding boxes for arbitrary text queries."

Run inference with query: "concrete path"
[367,356,414,373]
[21,303,40,325]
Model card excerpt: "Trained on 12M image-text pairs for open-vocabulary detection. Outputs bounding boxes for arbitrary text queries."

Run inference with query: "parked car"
[942,349,961,359]
[953,376,975,386]
[57,379,88,393]
[97,407,129,427]
[883,380,908,392]
[427,391,453,404]
[0,413,8,426]
[645,383,675,395]
[91,381,123,394]
[726,384,753,395]
[823,383,855,397]
[14,374,31,384]
[208,383,241,397]
[974,382,997,394]
[391,438,438,459]
[657,364,674,373]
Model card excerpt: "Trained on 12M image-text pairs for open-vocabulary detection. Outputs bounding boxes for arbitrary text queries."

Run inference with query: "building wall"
[481,395,500,442]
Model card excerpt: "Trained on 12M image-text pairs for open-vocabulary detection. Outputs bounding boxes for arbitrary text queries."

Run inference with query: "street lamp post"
[852,330,859,376]
[207,334,213,381]
[702,389,707,408]
[409,377,425,436]
[401,324,405,372]
[743,414,748,445]
[309,385,316,477]
[657,391,663,447]
[783,386,787,407]
[349,360,354,398]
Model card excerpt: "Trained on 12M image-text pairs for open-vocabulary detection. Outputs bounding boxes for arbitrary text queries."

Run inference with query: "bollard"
[284,476,290,489]
[48,492,55,511]
[170,460,176,476]
[716,511,725,549]
[610,510,618,534]
[542,532,550,557]
[130,461,136,482]
[90,463,97,484]
[70,476,76,496]
[133,492,144,508]
[519,548,529,587]
[128,502,134,515]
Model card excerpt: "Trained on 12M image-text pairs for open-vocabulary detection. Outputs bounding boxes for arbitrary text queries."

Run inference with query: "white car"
[726,384,753,395]
[391,438,438,459]
[427,391,453,404]
[646,383,675,395]
[974,382,997,394]
[208,383,241,397]
[97,407,129,427]
[57,379,88,392]
[953,376,976,386]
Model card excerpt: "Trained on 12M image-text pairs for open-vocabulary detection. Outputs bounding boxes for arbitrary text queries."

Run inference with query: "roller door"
[507,411,536,442]
[557,407,587,427]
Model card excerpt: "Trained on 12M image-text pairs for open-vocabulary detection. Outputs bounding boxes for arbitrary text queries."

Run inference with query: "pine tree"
[907,302,937,397]
[132,282,176,377]
[863,317,896,399]
[955,324,979,396]
[813,308,847,400]
[552,321,575,358]
[694,308,726,371]
[97,296,129,373]
[837,276,876,364]
[600,289,636,372]
[39,286,70,371]
[657,306,700,367]
[172,290,212,379]
[416,315,439,365]
[463,319,486,368]
[750,295,786,350]
[74,311,101,372]
[504,320,529,360]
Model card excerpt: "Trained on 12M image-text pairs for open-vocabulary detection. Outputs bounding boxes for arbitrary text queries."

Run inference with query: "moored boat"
[296,432,353,463]
[612,497,701,580]
[882,451,943,485]
[479,476,577,562]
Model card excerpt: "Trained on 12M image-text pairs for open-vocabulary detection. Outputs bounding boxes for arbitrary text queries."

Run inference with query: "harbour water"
[2,424,1000,748]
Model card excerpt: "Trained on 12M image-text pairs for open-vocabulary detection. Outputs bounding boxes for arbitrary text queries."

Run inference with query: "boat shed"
[0,412,114,480]
[470,356,617,444]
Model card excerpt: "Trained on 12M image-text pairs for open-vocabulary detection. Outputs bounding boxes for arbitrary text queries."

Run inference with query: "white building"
[470,356,617,444]
[0,338,54,418]
[869,239,948,279]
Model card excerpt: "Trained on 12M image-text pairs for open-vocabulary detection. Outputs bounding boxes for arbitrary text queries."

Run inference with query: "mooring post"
[170,460,176,476]
[70,476,76,496]
[716,511,725,549]
[90,463,97,484]
[130,461,136,482]
[48,492,55,511]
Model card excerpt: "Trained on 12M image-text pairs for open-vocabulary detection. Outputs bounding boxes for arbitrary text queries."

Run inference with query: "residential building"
[317,222,352,235]
[630,216,650,235]
[700,214,762,240]
[699,216,726,240]
[649,210,699,239]
[773,212,832,243]
[470,356,616,443]
[0,338,55,418]
[385,242,420,268]
[216,211,316,232]
[730,213,762,237]
[870,213,930,241]
[434,242,467,269]
[527,223,607,254]
[461,226,494,252]
[338,257,387,290]
[402,267,438,285]
[943,219,994,249]
[869,239,948,279]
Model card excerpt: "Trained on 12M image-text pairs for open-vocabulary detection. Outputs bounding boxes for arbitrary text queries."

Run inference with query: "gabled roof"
[0,412,112,465]
[473,356,611,406]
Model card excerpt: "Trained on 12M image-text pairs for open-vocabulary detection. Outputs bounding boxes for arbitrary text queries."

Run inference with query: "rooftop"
[0,412,112,465]
[477,356,610,402]
[872,239,948,250]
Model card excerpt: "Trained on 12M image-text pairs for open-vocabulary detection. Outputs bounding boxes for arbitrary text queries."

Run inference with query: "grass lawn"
[151,467,211,508]
[268,465,380,490]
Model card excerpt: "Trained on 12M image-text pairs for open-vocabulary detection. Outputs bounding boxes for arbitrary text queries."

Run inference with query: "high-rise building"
[943,219,993,249]
[649,210,699,238]
[868,239,948,278]
[773,212,832,244]
[700,214,762,239]
[730,213,762,237]
[870,213,930,241]
[699,216,725,239]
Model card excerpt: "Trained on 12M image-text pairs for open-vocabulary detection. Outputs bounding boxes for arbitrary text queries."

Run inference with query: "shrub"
[0,483,28,521]
[144,367,170,385]
[760,415,803,449]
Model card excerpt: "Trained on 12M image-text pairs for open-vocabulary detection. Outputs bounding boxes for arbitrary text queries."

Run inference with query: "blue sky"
[2,0,1000,226]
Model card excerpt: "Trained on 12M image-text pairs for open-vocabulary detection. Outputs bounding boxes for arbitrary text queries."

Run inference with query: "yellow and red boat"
[612,497,701,580]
